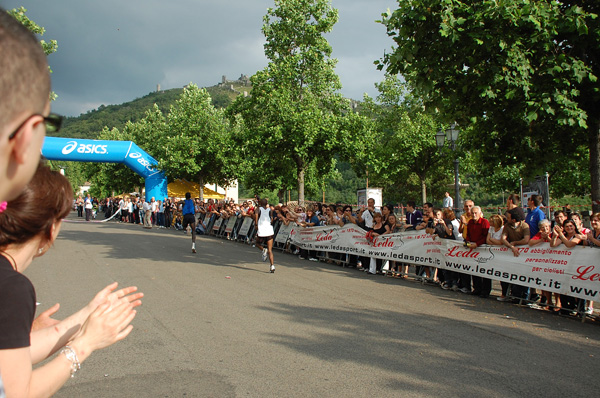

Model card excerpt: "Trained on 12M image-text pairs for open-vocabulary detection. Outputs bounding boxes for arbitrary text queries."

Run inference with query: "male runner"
[254,198,275,273]
[179,192,197,253]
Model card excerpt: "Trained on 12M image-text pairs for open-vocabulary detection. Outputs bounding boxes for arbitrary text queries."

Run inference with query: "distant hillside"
[54,82,250,140]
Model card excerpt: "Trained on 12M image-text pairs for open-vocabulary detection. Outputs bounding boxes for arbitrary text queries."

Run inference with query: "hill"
[54,81,250,139]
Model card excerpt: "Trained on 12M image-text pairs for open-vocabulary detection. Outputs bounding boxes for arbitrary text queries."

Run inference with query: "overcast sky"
[3,0,398,117]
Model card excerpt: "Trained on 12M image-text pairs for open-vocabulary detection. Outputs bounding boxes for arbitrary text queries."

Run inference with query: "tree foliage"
[228,0,369,204]
[9,6,58,100]
[378,0,600,210]
[152,85,240,200]
[361,75,456,204]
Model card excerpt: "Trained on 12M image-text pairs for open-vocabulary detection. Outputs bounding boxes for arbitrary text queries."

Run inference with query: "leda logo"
[61,140,108,155]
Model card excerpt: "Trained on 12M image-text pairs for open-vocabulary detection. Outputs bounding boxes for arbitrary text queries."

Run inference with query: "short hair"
[538,219,551,228]
[424,202,433,209]
[570,212,582,221]
[472,205,482,213]
[554,210,565,217]
[259,198,268,207]
[443,208,456,221]
[185,192,191,199]
[508,194,520,206]
[407,200,416,208]
[590,213,600,222]
[0,8,51,131]
[489,214,503,229]
[508,207,525,222]
[530,194,542,207]
[0,162,72,247]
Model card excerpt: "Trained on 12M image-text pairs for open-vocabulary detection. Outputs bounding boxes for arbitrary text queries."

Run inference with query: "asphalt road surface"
[27,213,599,398]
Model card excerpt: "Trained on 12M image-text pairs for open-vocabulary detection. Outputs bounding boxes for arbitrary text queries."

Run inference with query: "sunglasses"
[9,113,63,140]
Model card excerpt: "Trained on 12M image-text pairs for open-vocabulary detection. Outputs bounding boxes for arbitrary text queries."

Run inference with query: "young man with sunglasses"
[0,9,63,204]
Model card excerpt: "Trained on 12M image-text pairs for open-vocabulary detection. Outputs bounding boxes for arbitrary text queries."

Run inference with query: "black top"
[370,224,387,235]
[0,254,36,349]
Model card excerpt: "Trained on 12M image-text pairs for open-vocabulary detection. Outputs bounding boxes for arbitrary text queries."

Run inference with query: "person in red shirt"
[466,206,491,298]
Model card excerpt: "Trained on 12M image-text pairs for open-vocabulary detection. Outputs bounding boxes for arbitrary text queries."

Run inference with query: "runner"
[179,192,197,253]
[254,198,275,273]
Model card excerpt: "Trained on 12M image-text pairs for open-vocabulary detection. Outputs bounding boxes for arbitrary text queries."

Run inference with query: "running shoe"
[270,264,275,273]
[192,248,196,253]
[262,248,268,262]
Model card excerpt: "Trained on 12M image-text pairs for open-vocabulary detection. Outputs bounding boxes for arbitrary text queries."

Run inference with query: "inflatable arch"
[42,137,168,201]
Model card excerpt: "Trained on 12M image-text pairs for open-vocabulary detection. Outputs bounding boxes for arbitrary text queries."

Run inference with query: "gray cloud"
[4,0,396,116]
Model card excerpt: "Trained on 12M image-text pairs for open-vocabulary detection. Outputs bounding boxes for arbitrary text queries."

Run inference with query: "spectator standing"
[76,195,84,217]
[501,207,531,300]
[443,192,454,209]
[143,199,152,229]
[465,206,491,297]
[404,201,422,230]
[84,193,93,221]
[525,194,546,237]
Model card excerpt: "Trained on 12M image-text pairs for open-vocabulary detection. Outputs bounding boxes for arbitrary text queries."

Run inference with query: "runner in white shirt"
[253,198,275,273]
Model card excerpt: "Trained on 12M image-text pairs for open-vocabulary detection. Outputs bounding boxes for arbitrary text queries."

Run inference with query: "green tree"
[378,0,600,211]
[361,76,455,205]
[81,125,145,198]
[228,0,367,204]
[153,84,239,200]
[9,6,58,100]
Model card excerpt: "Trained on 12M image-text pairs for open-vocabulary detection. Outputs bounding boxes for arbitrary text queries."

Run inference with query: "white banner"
[274,223,295,244]
[224,217,236,233]
[237,217,253,237]
[212,217,223,231]
[290,225,600,301]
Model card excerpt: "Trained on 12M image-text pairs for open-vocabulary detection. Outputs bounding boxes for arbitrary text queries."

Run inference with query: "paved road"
[27,214,599,397]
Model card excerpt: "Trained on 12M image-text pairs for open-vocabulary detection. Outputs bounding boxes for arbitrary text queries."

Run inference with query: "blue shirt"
[182,199,195,215]
[525,206,545,237]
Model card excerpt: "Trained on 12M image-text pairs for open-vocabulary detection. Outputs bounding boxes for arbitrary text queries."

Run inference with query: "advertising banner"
[224,217,237,233]
[274,223,295,244]
[237,217,253,237]
[290,225,600,301]
[42,137,167,201]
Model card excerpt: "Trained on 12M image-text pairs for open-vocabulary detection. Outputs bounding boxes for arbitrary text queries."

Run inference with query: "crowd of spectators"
[94,193,599,318]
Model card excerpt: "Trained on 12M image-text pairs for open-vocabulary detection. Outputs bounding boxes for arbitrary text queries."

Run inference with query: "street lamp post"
[436,123,461,214]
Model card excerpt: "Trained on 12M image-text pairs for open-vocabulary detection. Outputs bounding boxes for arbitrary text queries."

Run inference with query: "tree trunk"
[277,189,285,204]
[198,175,204,202]
[298,168,305,206]
[590,117,600,213]
[421,178,427,205]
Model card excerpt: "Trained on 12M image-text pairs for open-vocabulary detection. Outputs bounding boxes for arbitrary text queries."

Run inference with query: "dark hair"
[508,207,525,222]
[0,8,51,129]
[384,204,394,213]
[554,210,565,217]
[343,205,352,212]
[407,201,416,208]
[0,162,72,248]
[530,194,542,207]
[507,194,520,206]
[424,202,433,208]
[185,192,191,199]
[562,219,579,235]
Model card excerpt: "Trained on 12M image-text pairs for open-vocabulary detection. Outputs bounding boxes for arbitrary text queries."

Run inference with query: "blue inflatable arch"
[42,137,168,201]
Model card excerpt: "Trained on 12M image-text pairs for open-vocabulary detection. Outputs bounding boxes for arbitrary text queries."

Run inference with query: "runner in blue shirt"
[179,192,197,253]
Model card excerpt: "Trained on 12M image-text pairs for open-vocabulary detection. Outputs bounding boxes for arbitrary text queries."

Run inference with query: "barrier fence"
[192,212,598,321]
